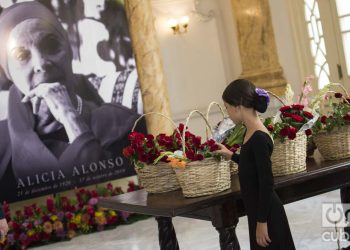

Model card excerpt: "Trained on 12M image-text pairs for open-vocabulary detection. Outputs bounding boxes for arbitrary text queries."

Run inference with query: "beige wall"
[152,0,306,136]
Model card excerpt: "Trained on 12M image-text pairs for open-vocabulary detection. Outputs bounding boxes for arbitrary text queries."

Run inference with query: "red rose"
[291,114,304,122]
[233,144,240,149]
[193,136,202,148]
[87,206,95,215]
[305,129,312,136]
[210,144,219,152]
[291,104,304,110]
[66,212,73,220]
[335,92,343,98]
[288,127,297,140]
[46,197,54,212]
[320,115,327,124]
[281,112,293,118]
[267,124,274,131]
[196,154,204,161]
[185,150,195,160]
[122,146,134,158]
[303,111,314,119]
[146,140,155,148]
[344,114,350,121]
[178,123,187,133]
[280,106,291,112]
[106,183,113,191]
[146,134,154,140]
[280,126,290,137]
[139,153,150,163]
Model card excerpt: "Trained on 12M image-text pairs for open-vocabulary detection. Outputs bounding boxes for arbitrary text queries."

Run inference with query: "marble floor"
[31,190,349,250]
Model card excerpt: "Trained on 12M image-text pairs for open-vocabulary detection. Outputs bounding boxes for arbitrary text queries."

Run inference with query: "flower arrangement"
[0,182,146,250]
[263,77,316,143]
[312,91,350,134]
[263,103,315,142]
[123,123,220,169]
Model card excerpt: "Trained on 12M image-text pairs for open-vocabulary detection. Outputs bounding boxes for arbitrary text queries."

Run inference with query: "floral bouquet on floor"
[263,80,318,176]
[310,83,350,160]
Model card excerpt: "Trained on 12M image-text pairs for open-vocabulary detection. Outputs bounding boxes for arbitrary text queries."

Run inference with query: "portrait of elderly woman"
[0,1,146,202]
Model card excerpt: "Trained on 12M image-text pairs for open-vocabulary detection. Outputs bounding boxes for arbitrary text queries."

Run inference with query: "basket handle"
[329,82,350,97]
[205,102,226,139]
[320,90,350,106]
[266,91,286,106]
[131,112,184,142]
[182,110,213,154]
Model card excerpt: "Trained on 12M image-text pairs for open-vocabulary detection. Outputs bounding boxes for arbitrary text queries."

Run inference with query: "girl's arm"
[253,133,274,223]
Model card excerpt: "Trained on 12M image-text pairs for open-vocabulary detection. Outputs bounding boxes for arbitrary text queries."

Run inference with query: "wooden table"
[99,154,350,250]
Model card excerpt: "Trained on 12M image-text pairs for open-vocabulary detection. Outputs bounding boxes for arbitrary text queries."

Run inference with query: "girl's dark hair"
[222,79,269,113]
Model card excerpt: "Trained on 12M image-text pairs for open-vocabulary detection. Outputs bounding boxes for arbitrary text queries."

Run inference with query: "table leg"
[211,200,240,250]
[341,187,350,239]
[155,216,179,250]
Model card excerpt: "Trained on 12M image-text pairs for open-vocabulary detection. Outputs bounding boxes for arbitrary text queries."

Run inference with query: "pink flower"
[88,198,98,206]
[303,84,313,95]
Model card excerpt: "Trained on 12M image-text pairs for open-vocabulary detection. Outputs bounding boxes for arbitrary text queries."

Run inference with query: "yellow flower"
[67,230,76,239]
[53,221,64,231]
[27,229,35,237]
[50,215,58,222]
[43,221,53,234]
[95,211,104,217]
[109,210,117,216]
[72,214,81,224]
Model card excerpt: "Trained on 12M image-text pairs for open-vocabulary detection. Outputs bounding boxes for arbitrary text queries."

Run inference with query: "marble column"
[231,0,287,96]
[125,0,173,135]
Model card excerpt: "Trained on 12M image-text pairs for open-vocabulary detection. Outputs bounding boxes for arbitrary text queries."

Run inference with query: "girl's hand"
[214,143,233,160]
[256,222,271,247]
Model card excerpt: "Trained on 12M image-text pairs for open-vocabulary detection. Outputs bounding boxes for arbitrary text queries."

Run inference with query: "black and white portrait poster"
[0,0,146,202]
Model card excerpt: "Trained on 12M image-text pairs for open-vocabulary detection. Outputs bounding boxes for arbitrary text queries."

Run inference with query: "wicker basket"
[135,162,180,193]
[271,132,307,176]
[229,161,239,175]
[267,91,308,176]
[314,125,350,160]
[206,101,239,175]
[174,158,231,197]
[313,86,350,161]
[131,112,181,193]
[174,110,231,197]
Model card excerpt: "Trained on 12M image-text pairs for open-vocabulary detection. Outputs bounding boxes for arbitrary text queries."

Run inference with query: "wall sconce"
[168,16,189,35]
